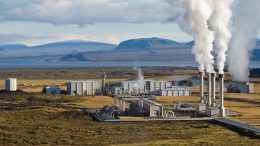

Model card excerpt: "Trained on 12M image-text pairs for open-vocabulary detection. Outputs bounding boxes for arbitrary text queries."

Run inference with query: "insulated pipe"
[207,73,212,106]
[199,71,204,103]
[211,73,216,106]
[219,74,226,117]
[114,97,118,107]
[121,100,126,112]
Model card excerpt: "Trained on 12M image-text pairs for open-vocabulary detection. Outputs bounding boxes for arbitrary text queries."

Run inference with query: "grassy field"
[0,91,259,145]
[0,68,260,145]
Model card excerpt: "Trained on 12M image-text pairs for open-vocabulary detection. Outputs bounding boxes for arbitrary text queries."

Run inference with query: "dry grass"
[69,96,114,109]
[157,96,199,105]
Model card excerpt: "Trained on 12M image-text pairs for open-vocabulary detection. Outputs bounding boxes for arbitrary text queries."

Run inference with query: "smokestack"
[102,73,106,95]
[199,71,205,103]
[219,74,226,117]
[207,73,212,106]
[211,72,216,106]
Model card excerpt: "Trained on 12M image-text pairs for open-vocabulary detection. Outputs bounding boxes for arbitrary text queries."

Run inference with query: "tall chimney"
[199,71,205,103]
[219,74,226,117]
[102,73,106,95]
[211,72,216,106]
[207,73,212,106]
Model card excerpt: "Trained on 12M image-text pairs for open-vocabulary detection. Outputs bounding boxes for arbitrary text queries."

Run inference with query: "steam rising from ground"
[133,61,145,90]
[228,0,260,81]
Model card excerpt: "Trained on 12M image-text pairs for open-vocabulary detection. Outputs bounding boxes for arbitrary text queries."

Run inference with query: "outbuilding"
[43,86,61,95]
[5,78,17,92]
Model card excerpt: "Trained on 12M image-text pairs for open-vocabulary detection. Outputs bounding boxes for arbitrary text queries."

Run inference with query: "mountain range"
[0,37,259,61]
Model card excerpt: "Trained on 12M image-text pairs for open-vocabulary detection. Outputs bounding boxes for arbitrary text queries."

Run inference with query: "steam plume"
[208,0,234,74]
[167,0,215,73]
[228,0,260,81]
[133,61,145,90]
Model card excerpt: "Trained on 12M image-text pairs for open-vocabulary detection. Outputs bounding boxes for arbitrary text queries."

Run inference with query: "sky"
[0,0,194,46]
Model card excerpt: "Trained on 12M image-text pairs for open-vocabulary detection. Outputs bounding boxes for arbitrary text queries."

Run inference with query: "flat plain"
[0,67,259,145]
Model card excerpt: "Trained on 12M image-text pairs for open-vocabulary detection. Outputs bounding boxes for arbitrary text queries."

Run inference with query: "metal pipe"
[211,72,216,106]
[199,71,204,103]
[207,73,212,106]
[219,74,226,117]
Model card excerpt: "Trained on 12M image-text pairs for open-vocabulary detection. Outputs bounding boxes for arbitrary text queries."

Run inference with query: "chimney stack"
[219,74,226,117]
[199,71,205,103]
[207,73,212,106]
[211,72,216,106]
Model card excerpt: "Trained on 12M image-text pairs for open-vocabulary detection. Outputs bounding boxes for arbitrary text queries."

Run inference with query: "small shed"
[43,86,61,95]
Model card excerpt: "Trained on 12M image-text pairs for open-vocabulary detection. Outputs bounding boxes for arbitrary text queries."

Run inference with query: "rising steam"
[167,0,215,73]
[133,61,145,90]
[228,0,260,81]
[208,0,234,74]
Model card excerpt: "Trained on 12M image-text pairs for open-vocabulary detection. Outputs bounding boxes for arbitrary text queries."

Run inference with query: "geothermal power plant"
[198,71,225,117]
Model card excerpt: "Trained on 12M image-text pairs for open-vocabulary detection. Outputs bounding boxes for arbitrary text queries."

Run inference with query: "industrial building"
[120,80,172,95]
[66,80,102,96]
[43,85,61,95]
[129,98,164,118]
[160,87,191,96]
[227,81,254,93]
[5,78,17,92]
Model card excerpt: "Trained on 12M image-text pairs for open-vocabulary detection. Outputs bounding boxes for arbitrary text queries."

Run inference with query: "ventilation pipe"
[211,72,216,106]
[219,74,226,117]
[207,73,212,106]
[199,71,205,103]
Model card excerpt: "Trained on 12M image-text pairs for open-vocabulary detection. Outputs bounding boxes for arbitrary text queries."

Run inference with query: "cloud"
[0,0,168,25]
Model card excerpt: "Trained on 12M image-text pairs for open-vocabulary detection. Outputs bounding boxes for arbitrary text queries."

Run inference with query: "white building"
[43,86,61,95]
[66,80,102,96]
[5,78,17,91]
[227,81,254,93]
[121,80,172,95]
[160,87,191,96]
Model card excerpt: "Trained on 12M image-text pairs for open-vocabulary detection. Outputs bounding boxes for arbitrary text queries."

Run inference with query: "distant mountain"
[32,40,116,52]
[1,37,260,62]
[61,37,194,61]
[0,40,116,59]
[0,44,28,51]
[116,37,192,50]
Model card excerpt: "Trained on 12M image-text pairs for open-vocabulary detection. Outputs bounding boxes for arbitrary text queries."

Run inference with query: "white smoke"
[228,0,260,81]
[133,61,145,90]
[208,0,234,74]
[167,0,215,73]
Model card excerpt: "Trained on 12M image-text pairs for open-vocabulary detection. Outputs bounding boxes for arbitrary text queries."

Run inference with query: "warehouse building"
[121,80,172,95]
[66,80,102,96]
[227,81,254,93]
[160,87,191,96]
[43,85,61,95]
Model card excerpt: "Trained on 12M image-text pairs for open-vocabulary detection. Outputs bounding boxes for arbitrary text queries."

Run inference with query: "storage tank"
[5,78,17,91]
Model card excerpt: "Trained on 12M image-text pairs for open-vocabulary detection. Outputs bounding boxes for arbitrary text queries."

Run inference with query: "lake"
[0,60,259,68]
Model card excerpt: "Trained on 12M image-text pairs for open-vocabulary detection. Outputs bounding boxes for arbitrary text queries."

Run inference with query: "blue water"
[0,60,259,68]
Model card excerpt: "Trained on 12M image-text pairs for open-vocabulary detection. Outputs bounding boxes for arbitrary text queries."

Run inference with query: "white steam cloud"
[208,0,234,74]
[167,0,215,73]
[228,0,260,81]
[133,61,145,90]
